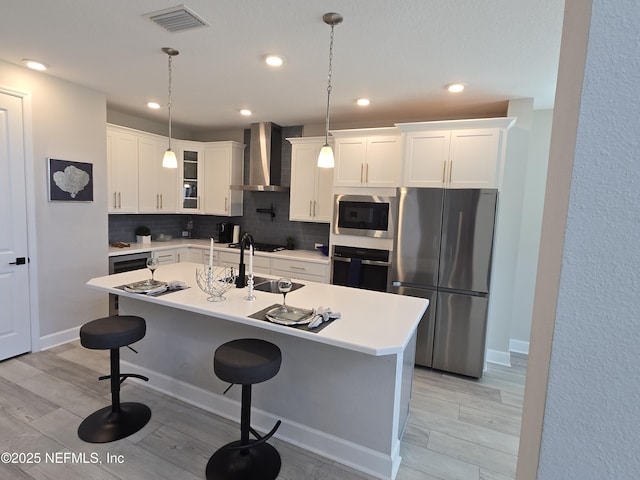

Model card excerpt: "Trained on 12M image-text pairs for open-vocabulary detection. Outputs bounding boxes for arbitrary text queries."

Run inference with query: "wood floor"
[0,341,526,480]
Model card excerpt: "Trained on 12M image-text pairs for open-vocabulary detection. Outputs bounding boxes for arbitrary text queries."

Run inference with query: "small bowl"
[155,234,173,242]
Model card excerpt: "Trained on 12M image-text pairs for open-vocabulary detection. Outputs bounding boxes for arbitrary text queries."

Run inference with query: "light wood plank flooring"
[0,341,526,480]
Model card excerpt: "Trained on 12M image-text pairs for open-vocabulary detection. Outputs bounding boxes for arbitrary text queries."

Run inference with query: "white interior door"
[0,91,32,360]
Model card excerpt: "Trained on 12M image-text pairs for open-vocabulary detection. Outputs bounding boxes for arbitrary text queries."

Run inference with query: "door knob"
[9,257,27,265]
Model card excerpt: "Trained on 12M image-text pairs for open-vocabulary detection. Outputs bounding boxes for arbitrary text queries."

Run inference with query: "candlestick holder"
[196,265,237,302]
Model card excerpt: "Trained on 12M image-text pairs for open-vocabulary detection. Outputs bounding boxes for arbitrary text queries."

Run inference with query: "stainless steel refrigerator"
[389,187,497,378]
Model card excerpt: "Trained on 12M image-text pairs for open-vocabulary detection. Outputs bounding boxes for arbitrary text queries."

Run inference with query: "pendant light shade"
[162,149,177,168]
[317,145,334,168]
[318,12,343,168]
[162,47,179,169]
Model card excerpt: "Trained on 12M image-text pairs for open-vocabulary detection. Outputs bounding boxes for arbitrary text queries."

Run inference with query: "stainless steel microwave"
[333,194,397,238]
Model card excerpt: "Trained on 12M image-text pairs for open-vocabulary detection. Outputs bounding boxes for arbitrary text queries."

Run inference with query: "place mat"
[115,282,189,297]
[250,304,337,333]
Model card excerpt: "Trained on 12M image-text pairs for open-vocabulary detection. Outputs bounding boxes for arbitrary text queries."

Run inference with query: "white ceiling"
[0,1,565,132]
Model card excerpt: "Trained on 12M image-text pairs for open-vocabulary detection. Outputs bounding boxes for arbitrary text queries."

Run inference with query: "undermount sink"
[254,279,305,293]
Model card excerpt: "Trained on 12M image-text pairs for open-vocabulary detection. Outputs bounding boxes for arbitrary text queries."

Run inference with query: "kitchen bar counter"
[108,239,330,264]
[86,263,427,479]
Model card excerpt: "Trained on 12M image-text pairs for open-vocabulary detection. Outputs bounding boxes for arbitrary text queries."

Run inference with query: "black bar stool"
[207,338,282,480]
[77,315,151,443]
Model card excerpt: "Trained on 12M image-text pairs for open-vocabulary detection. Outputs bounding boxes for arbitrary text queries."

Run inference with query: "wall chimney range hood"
[230,122,288,192]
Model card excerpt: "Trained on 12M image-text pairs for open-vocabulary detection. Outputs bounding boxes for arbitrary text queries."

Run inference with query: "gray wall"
[0,60,109,340]
[537,0,640,476]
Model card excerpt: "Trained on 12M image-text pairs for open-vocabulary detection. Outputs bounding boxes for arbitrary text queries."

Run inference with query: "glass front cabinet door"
[179,141,203,212]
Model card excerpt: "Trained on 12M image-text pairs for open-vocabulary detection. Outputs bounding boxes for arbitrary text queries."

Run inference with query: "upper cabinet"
[332,128,401,187]
[137,134,178,213]
[177,141,203,213]
[107,126,138,213]
[202,141,245,216]
[397,118,516,189]
[287,137,333,223]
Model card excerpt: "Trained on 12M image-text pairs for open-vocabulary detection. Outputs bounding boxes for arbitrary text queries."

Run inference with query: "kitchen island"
[87,262,428,480]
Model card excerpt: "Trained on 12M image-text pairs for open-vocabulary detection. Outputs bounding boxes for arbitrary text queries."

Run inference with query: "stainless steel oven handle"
[331,256,391,267]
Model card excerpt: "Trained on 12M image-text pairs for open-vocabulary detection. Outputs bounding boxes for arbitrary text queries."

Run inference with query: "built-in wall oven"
[333,194,397,239]
[331,245,391,292]
[108,251,151,315]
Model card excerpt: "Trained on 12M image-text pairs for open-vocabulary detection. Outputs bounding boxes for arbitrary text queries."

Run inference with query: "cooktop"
[227,243,286,253]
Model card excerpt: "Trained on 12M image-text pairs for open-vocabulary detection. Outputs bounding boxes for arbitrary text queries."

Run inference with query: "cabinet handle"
[160,194,163,209]
[113,192,117,209]
[156,194,159,209]
[289,265,306,271]
[360,163,364,183]
[449,160,453,184]
[309,200,312,216]
[118,192,121,209]
[225,197,228,211]
[313,200,317,217]
[365,164,369,184]
[442,162,447,184]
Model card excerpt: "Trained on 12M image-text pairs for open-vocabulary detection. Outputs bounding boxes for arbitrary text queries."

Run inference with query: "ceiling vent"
[145,5,209,32]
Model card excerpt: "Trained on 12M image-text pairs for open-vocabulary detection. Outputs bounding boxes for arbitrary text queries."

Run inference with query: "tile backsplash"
[108,125,330,251]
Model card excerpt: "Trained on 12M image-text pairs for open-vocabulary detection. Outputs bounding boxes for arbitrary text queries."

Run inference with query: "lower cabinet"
[152,247,329,283]
[271,258,329,283]
[152,249,177,265]
[218,251,271,276]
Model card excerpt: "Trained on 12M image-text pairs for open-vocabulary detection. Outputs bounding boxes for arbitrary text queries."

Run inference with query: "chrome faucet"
[236,233,254,288]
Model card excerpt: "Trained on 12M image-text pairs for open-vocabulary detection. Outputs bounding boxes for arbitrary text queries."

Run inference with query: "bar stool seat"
[78,315,151,443]
[206,338,282,480]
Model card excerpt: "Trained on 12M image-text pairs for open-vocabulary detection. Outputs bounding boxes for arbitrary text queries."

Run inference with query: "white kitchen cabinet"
[202,142,245,216]
[178,141,203,213]
[271,257,329,283]
[152,249,177,265]
[332,128,401,187]
[218,250,270,275]
[287,137,333,223]
[138,134,178,213]
[107,126,138,213]
[397,118,516,189]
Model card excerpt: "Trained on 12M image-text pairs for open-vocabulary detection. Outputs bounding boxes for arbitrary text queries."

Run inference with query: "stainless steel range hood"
[230,122,288,192]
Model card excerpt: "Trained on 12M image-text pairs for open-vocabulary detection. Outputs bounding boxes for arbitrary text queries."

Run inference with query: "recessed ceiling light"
[356,98,371,107]
[23,59,48,71]
[447,83,465,93]
[240,109,252,116]
[264,55,284,67]
[147,102,161,109]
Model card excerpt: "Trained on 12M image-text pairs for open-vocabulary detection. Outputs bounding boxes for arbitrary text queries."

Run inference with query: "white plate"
[265,306,315,326]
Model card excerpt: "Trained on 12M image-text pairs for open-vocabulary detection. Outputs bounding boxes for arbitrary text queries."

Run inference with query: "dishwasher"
[108,251,151,315]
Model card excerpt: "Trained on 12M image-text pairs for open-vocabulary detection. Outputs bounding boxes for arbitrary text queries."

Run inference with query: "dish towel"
[347,258,363,287]
[308,306,341,329]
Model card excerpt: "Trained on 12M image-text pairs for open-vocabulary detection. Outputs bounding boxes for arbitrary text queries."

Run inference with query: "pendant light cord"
[167,53,173,150]
[324,23,335,145]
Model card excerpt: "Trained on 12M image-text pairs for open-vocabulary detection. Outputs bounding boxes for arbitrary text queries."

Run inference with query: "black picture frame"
[48,158,94,202]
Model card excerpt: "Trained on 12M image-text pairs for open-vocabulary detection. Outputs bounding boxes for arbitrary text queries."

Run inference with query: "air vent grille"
[146,5,208,32]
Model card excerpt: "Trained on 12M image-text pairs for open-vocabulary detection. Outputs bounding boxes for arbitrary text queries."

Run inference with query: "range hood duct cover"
[231,122,288,192]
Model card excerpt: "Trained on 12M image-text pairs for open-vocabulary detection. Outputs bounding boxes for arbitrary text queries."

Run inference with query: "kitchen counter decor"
[195,265,236,302]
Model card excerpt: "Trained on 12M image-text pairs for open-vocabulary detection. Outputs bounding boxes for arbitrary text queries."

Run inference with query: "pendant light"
[318,12,343,168]
[162,47,179,168]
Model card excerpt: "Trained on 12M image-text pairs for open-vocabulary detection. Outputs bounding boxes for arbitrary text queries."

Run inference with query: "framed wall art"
[48,158,94,202]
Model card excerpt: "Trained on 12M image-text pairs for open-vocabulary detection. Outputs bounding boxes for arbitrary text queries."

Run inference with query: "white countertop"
[108,239,329,264]
[87,262,427,356]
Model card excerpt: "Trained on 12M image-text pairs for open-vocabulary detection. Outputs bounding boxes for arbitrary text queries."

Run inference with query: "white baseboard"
[509,339,530,355]
[39,326,80,351]
[122,360,397,480]
[486,349,511,366]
